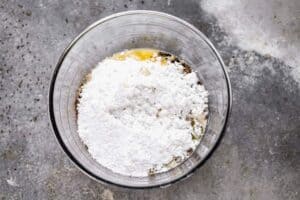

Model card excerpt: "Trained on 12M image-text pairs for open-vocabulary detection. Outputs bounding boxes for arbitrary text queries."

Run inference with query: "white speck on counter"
[77,54,208,177]
[7,176,19,187]
[101,189,114,200]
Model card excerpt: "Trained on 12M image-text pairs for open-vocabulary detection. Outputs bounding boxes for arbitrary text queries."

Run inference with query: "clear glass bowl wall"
[49,11,231,188]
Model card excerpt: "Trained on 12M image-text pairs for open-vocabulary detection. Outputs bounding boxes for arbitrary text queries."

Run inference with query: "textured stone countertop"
[0,0,299,199]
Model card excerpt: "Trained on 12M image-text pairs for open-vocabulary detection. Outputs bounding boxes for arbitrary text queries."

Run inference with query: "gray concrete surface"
[0,0,299,199]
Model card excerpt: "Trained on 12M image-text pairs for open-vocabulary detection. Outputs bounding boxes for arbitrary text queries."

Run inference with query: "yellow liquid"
[112,48,159,61]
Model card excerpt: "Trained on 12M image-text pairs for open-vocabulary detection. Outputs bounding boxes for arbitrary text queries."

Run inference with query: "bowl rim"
[48,10,232,189]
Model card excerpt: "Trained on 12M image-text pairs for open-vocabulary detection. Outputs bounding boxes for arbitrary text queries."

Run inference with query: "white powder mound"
[201,0,300,83]
[77,56,208,177]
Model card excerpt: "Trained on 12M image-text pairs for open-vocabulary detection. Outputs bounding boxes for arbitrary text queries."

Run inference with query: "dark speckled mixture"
[0,0,299,199]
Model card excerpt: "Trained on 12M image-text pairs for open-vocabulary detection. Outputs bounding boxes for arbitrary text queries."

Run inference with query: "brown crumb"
[174,156,182,163]
[182,63,192,74]
[171,57,180,63]
[191,133,199,140]
[185,115,191,121]
[156,108,162,118]
[84,144,88,150]
[158,51,172,57]
[75,72,92,118]
[148,168,156,176]
[187,148,193,155]
[190,118,195,127]
[205,114,208,120]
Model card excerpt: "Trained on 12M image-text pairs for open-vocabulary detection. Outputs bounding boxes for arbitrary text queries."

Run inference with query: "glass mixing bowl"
[49,10,232,188]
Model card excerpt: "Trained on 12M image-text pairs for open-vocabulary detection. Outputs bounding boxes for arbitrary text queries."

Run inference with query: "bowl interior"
[50,11,231,188]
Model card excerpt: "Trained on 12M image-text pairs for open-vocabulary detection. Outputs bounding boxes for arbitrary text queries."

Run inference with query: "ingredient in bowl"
[77,49,208,177]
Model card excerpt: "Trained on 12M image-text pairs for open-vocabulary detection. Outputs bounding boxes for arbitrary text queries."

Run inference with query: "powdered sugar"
[77,50,208,177]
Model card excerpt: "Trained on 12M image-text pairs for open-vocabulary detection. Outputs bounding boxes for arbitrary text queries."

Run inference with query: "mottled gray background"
[0,0,299,199]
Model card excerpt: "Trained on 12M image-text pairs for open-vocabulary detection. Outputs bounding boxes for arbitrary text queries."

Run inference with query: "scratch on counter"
[168,0,172,6]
